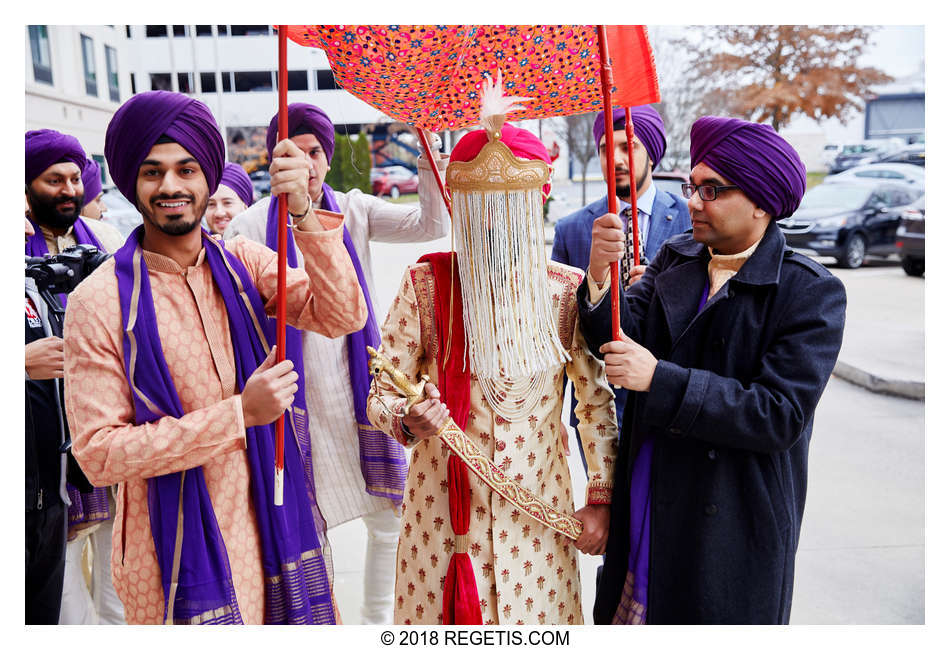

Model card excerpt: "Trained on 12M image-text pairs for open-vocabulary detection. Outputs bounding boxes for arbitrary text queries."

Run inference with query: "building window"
[28,25,53,85]
[145,25,168,38]
[315,69,341,90]
[288,70,308,91]
[91,154,107,186]
[177,72,193,93]
[80,34,97,97]
[234,70,272,92]
[172,25,188,37]
[230,25,270,37]
[125,26,131,38]
[200,72,216,92]
[196,25,213,37]
[105,45,120,102]
[217,25,229,36]
[150,73,172,91]
[130,72,136,94]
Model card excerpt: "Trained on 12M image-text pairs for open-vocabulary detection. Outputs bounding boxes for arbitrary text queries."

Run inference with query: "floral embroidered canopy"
[286,25,660,131]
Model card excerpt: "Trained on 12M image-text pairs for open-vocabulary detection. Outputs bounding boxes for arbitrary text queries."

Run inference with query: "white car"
[100,188,143,238]
[823,162,924,190]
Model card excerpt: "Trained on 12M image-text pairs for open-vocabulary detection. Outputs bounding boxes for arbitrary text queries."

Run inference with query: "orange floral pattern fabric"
[286,25,659,132]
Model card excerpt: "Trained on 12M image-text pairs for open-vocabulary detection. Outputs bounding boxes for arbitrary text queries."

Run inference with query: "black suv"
[778,180,923,268]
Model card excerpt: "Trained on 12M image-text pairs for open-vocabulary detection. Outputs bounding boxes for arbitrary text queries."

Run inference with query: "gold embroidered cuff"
[454,533,470,554]
[586,481,613,505]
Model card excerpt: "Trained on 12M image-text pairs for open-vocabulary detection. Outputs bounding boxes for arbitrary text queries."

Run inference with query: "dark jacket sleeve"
[551,219,568,265]
[643,272,846,454]
[577,243,674,358]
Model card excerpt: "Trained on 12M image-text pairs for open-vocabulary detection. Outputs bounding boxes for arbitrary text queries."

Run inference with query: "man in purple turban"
[579,115,846,624]
[63,90,369,625]
[205,162,254,235]
[553,106,691,476]
[24,130,124,624]
[225,102,450,624]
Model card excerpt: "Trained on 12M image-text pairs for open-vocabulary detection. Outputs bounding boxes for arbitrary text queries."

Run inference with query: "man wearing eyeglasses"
[578,116,847,624]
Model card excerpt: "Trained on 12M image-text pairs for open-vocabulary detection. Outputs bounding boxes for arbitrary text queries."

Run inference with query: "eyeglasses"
[681,183,741,201]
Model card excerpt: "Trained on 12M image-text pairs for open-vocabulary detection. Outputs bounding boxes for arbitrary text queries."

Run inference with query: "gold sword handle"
[366,346,584,540]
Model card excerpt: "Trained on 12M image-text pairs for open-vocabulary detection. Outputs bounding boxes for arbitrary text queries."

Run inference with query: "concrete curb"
[832,360,924,401]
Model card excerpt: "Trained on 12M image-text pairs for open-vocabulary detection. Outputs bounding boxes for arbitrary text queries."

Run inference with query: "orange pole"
[274,25,288,506]
[624,107,640,267]
[596,26,621,341]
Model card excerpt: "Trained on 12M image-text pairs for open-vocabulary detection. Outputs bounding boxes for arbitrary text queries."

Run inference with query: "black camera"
[25,244,112,297]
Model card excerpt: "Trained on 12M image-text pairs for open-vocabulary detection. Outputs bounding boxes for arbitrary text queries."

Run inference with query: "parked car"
[651,170,689,197]
[877,145,925,167]
[828,139,902,174]
[824,162,924,190]
[248,170,271,200]
[896,195,925,276]
[100,187,142,239]
[778,180,923,269]
[372,166,418,199]
[821,143,844,169]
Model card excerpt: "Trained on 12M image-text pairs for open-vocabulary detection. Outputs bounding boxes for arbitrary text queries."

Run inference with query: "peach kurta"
[367,261,618,625]
[63,213,367,625]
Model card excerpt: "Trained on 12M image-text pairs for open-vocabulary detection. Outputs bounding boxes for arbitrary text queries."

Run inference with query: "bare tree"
[677,26,893,131]
[552,112,597,206]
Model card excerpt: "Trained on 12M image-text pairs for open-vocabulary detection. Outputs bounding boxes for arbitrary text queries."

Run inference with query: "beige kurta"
[367,261,618,625]
[38,216,124,255]
[225,154,450,528]
[63,213,367,624]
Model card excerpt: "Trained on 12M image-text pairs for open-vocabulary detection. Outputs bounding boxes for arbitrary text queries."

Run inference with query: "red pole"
[414,127,451,214]
[595,26,621,342]
[624,107,640,267]
[274,25,288,506]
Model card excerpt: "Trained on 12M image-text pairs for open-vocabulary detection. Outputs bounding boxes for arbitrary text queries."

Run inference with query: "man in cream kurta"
[366,98,618,624]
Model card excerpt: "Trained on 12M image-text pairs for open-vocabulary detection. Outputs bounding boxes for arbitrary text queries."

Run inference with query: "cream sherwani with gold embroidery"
[367,260,618,625]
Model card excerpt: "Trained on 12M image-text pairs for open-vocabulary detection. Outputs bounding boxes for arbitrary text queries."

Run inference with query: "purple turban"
[81,157,102,206]
[266,103,335,163]
[218,162,254,207]
[592,106,667,167]
[690,116,806,219]
[26,129,87,185]
[104,90,225,206]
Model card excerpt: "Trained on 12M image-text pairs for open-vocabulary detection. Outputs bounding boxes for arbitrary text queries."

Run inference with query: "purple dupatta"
[265,185,407,503]
[114,226,335,624]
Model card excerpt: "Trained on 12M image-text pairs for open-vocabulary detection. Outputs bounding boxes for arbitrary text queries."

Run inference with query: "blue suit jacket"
[551,187,691,441]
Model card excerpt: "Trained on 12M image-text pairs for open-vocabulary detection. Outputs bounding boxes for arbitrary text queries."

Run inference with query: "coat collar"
[664,219,788,287]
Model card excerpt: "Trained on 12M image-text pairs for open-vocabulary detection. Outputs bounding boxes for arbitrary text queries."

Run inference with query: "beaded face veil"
[446,74,569,421]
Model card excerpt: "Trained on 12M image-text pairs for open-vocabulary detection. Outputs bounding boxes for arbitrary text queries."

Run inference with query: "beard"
[27,188,84,231]
[615,161,651,202]
[139,191,206,237]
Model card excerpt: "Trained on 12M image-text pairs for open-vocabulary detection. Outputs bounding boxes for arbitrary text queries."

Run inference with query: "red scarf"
[417,252,482,625]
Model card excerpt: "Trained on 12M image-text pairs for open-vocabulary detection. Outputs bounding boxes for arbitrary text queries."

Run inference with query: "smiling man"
[62,90,368,625]
[578,116,847,624]
[205,162,254,235]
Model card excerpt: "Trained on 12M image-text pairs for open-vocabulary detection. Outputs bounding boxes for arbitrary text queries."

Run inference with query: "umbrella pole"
[415,127,452,214]
[274,25,289,506]
[624,107,640,267]
[595,26,621,341]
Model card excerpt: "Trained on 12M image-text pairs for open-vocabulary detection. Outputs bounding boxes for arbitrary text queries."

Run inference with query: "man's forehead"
[143,140,195,162]
[290,132,321,149]
[599,130,639,148]
[689,162,729,185]
[40,161,82,178]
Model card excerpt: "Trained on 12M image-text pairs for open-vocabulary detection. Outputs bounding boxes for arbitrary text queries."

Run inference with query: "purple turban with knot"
[592,106,667,168]
[690,116,806,219]
[218,162,254,207]
[104,90,225,206]
[26,129,87,185]
[266,103,335,163]
[81,157,102,206]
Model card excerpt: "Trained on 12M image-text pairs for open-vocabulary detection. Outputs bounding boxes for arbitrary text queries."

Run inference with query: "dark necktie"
[620,206,644,285]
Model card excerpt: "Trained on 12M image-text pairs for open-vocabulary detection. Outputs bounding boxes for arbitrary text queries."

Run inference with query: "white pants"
[360,508,401,625]
[58,519,125,624]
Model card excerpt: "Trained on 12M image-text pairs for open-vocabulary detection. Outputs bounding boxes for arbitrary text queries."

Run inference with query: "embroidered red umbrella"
[269,22,658,491]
